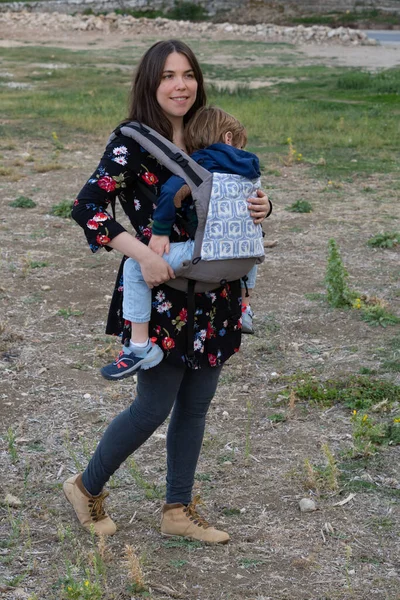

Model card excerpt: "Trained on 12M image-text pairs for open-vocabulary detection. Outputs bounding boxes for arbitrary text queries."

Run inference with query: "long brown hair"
[184,106,247,155]
[127,40,206,140]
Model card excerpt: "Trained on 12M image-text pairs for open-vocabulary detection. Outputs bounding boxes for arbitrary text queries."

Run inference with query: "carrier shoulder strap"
[107,121,211,193]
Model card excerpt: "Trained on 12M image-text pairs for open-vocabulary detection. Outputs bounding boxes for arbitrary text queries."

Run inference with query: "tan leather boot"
[63,474,116,536]
[160,495,229,544]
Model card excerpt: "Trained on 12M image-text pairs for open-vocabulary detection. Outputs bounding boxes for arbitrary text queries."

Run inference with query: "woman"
[64,39,271,544]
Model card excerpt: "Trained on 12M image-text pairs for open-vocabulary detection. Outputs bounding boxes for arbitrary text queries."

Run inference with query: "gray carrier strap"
[108,121,212,195]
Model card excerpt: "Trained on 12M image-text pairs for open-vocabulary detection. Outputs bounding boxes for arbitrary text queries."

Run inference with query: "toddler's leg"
[100,258,163,380]
[241,265,258,334]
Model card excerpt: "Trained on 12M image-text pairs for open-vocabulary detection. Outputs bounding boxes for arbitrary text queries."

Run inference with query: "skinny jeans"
[82,360,222,504]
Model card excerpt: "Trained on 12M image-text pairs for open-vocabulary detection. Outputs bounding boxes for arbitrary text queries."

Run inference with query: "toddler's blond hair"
[184,106,247,155]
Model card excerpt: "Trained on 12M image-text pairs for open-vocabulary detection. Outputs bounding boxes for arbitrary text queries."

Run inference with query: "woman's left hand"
[248,189,272,224]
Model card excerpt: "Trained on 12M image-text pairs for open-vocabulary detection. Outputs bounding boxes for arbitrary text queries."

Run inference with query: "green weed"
[57,308,84,319]
[285,199,313,213]
[127,459,165,500]
[50,199,74,218]
[290,374,400,411]
[9,196,36,208]
[325,239,353,308]
[6,427,18,462]
[367,231,400,248]
[360,305,400,328]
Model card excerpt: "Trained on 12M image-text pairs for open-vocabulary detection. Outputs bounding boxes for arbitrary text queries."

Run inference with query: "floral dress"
[72,129,242,369]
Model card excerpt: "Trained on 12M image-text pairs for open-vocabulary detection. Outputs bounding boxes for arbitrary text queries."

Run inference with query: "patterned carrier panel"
[201,173,264,261]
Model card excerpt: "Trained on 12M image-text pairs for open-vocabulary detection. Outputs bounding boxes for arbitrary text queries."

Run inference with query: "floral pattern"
[72,130,242,368]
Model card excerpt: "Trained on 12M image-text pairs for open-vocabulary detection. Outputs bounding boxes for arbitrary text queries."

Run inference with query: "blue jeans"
[82,361,222,503]
[123,242,258,322]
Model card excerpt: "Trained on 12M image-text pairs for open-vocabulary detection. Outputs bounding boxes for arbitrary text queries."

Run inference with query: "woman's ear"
[223,131,233,145]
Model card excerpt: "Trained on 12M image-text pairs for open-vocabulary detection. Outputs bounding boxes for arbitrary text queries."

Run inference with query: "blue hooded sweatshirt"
[152,143,261,236]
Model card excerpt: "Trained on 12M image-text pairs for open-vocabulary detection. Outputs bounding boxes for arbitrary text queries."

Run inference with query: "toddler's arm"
[153,175,187,236]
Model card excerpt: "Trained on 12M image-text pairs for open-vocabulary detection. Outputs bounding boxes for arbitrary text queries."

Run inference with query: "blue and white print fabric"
[201,173,264,261]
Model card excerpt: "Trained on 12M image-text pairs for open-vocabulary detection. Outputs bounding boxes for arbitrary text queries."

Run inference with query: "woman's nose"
[175,76,187,89]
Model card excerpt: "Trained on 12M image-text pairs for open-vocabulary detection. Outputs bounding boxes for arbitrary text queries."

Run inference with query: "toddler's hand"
[149,235,170,257]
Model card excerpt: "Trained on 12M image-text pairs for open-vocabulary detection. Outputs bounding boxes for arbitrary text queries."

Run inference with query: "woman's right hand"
[141,252,175,289]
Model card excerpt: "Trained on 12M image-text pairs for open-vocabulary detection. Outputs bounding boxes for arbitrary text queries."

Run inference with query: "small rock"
[299,498,317,512]
[222,410,230,420]
[222,461,232,467]
[242,384,249,392]
[4,493,22,508]
[41,285,51,291]
[270,372,279,380]
[83,393,91,399]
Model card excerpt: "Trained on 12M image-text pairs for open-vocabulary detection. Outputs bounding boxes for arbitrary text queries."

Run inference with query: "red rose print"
[179,308,188,322]
[141,227,152,239]
[234,347,240,353]
[93,212,109,222]
[96,234,111,245]
[87,219,99,230]
[220,288,227,299]
[73,198,79,206]
[154,325,161,335]
[141,172,159,186]
[237,318,242,330]
[206,322,215,339]
[208,353,217,367]
[98,176,117,192]
[162,337,175,350]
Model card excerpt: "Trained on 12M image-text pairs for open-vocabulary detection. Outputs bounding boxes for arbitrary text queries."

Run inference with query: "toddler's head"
[184,106,247,155]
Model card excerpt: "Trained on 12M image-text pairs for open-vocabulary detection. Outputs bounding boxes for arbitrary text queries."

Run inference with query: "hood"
[191,143,260,180]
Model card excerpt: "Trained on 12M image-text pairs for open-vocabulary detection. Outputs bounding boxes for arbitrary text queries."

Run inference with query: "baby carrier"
[108,121,265,294]
[108,122,265,364]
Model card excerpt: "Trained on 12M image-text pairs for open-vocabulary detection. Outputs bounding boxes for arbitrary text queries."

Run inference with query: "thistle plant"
[325,239,353,308]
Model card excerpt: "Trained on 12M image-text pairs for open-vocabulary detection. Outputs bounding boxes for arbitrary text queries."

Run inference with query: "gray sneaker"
[100,341,164,380]
[241,307,254,335]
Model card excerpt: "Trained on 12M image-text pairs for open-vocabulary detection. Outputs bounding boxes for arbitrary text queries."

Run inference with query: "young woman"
[64,39,271,544]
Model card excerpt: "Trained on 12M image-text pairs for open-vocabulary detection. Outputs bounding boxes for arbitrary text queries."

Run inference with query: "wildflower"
[353,298,362,309]
[328,180,333,185]
[287,137,292,144]
[362,415,368,422]
[84,580,89,587]
[353,410,357,415]
[394,418,400,423]
[52,131,59,141]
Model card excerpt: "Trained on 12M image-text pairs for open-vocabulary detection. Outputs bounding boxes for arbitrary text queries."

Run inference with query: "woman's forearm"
[108,232,175,287]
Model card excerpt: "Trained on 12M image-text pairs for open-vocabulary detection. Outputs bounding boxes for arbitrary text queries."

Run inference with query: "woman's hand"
[248,189,272,224]
[108,231,175,288]
[141,252,175,289]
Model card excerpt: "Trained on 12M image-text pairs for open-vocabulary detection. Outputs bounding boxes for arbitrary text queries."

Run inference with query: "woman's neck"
[170,119,187,152]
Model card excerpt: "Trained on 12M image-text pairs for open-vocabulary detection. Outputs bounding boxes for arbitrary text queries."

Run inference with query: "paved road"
[364,30,400,44]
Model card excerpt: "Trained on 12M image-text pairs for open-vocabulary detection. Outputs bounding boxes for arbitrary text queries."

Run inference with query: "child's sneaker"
[100,340,163,380]
[241,305,254,335]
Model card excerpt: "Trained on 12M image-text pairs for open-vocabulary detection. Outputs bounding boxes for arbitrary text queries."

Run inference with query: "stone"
[299,498,317,512]
[4,493,22,507]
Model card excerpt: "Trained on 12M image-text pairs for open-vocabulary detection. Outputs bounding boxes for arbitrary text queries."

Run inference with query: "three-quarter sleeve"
[72,137,139,253]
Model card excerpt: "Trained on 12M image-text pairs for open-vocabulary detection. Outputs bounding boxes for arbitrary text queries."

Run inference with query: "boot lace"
[183,495,209,529]
[88,491,109,522]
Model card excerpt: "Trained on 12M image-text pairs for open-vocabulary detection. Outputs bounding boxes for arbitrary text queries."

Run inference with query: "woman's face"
[156,52,198,124]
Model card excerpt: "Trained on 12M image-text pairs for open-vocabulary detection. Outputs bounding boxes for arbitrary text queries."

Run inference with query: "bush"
[50,200,74,218]
[367,232,400,249]
[168,1,209,21]
[9,196,36,209]
[285,199,313,213]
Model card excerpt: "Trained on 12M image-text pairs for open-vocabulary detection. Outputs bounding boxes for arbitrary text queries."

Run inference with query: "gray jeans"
[82,361,222,503]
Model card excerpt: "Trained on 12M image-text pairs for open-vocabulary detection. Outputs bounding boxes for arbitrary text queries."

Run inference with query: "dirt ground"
[0,23,400,600]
